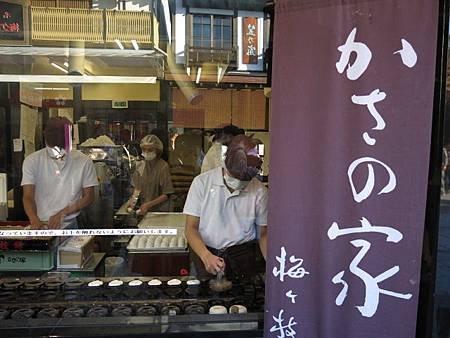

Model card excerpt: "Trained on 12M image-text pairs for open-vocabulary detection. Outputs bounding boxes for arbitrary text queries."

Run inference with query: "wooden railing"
[185,46,237,66]
[105,10,152,43]
[31,7,103,42]
[31,0,91,8]
[31,7,154,44]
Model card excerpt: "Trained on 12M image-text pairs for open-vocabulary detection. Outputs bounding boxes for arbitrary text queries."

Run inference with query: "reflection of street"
[437,196,450,292]
[435,196,450,337]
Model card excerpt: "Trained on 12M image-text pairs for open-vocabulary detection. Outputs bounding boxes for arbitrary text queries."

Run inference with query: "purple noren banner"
[265,1,439,337]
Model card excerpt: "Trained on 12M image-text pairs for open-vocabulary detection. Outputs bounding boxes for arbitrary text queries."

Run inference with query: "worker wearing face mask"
[128,134,174,215]
[21,117,98,229]
[184,135,268,279]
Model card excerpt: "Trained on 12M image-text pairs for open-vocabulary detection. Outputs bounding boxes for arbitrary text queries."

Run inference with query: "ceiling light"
[196,67,202,84]
[51,63,68,74]
[115,39,124,50]
[131,39,139,51]
[0,75,157,84]
[34,87,70,91]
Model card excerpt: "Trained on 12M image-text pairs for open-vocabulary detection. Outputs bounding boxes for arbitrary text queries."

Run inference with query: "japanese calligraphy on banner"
[265,1,438,338]
[242,17,258,64]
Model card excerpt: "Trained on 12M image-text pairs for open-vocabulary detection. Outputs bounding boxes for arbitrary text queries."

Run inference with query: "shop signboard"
[265,1,439,337]
[112,100,128,109]
[242,17,258,64]
[0,0,29,45]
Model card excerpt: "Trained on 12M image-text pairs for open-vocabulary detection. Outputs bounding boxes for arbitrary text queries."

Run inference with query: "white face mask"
[224,172,250,191]
[142,151,156,161]
[46,146,66,160]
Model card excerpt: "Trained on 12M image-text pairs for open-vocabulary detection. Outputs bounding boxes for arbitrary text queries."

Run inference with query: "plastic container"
[0,249,55,271]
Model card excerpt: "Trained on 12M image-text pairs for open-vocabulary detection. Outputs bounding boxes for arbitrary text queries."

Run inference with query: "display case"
[127,213,189,276]
[0,222,56,272]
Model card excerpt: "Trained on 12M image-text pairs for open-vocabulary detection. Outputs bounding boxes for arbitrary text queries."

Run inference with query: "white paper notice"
[13,138,23,152]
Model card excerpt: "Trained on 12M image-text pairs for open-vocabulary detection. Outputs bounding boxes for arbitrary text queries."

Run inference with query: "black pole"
[416,0,449,337]
[8,83,26,220]
[73,85,82,122]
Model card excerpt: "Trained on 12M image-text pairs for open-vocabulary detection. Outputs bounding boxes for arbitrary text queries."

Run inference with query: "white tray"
[126,234,187,252]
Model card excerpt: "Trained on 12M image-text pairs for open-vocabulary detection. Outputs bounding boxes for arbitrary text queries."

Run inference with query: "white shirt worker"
[183,167,268,250]
[21,149,98,223]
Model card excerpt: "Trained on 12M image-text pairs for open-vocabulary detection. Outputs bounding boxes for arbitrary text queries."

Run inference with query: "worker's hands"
[202,251,225,275]
[137,202,152,216]
[128,197,138,210]
[48,210,66,229]
[29,217,42,230]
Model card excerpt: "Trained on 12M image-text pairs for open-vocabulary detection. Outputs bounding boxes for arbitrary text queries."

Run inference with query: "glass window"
[192,14,232,49]
[0,1,269,336]
[1,0,446,336]
[192,14,212,47]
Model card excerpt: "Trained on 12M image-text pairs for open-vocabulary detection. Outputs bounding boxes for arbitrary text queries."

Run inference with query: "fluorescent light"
[0,46,157,57]
[217,66,223,83]
[51,63,68,74]
[196,67,202,84]
[131,39,139,50]
[34,87,70,91]
[115,39,124,50]
[0,75,157,84]
[186,67,191,76]
[63,62,69,67]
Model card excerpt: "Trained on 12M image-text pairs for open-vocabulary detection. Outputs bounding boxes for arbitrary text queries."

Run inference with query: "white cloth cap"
[140,134,163,151]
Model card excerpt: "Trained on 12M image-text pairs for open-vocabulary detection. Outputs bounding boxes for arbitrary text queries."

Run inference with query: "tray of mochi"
[126,234,187,253]
[128,214,188,253]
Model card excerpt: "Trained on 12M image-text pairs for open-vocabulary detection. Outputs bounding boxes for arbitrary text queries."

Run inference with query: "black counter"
[0,313,264,338]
